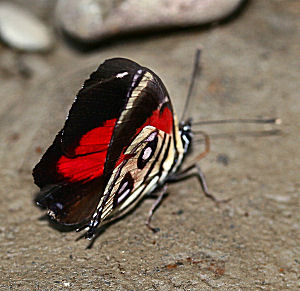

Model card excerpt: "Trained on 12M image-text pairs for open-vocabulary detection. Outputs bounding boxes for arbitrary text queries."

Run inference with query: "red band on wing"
[72,119,116,155]
[57,152,106,182]
[146,106,173,134]
[57,118,117,182]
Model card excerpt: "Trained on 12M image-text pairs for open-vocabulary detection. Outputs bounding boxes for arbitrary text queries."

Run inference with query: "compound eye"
[137,132,158,170]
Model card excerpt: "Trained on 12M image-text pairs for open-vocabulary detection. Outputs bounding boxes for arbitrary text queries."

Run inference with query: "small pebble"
[0,2,53,52]
[217,153,230,166]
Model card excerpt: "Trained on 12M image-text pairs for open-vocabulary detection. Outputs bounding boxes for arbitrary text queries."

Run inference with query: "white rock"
[55,0,244,42]
[0,2,53,52]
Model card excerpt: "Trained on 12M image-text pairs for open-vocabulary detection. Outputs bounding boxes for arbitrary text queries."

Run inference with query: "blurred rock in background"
[55,0,245,44]
[0,0,246,53]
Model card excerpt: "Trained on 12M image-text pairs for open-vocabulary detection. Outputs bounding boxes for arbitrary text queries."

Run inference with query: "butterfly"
[33,50,223,239]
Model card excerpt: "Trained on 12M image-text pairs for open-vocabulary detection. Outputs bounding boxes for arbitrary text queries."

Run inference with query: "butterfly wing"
[33,58,185,233]
[85,69,185,234]
[33,58,143,226]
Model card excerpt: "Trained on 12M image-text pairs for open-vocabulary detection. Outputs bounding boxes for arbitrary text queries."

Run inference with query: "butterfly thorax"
[179,120,193,155]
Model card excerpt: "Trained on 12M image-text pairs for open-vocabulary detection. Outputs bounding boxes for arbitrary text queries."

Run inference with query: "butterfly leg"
[194,164,231,204]
[168,164,230,205]
[146,185,168,233]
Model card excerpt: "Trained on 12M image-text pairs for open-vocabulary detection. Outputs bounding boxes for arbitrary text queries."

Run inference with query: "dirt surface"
[0,1,299,290]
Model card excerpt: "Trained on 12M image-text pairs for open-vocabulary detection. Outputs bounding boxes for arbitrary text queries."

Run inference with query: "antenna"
[193,117,282,126]
[180,48,202,122]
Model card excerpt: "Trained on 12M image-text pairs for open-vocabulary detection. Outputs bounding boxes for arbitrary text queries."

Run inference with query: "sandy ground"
[0,1,299,290]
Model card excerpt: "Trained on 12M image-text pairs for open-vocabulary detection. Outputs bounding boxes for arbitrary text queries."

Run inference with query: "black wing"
[33,58,144,226]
